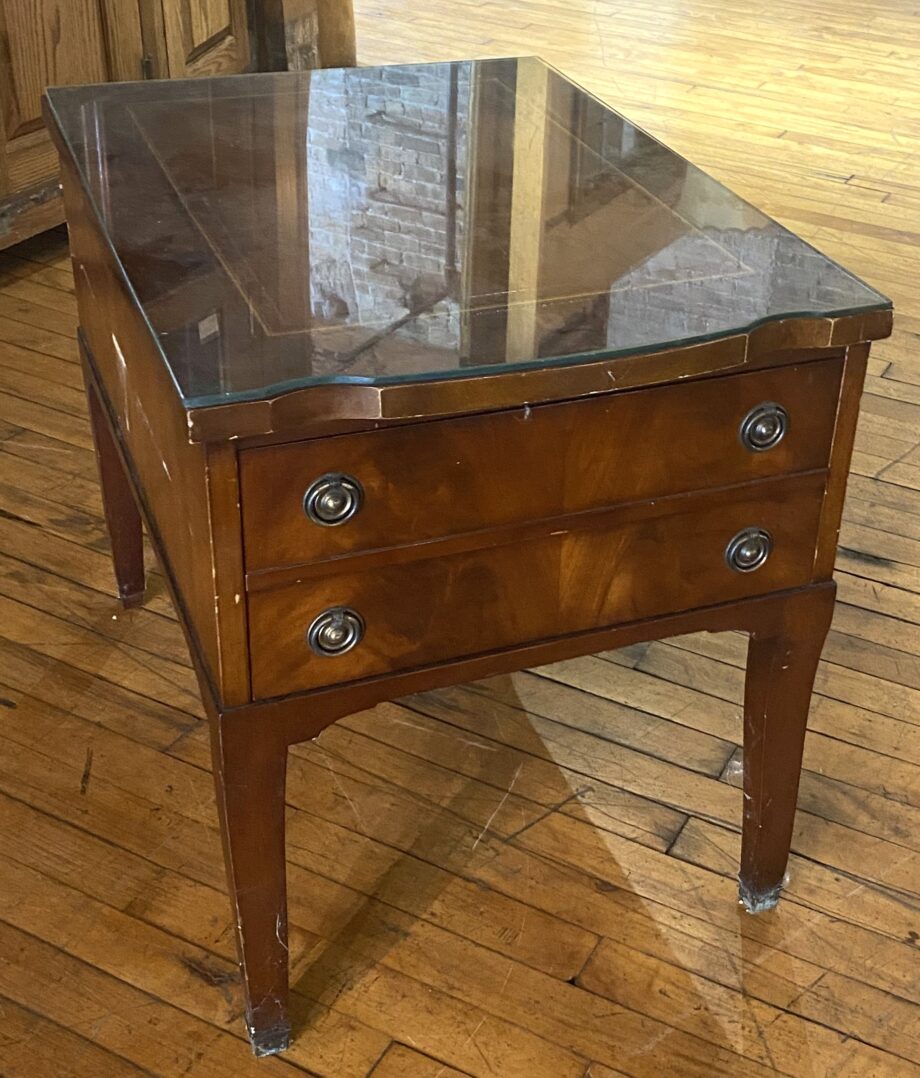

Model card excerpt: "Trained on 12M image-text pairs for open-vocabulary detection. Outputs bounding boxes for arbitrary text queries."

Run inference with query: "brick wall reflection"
[306,65,469,350]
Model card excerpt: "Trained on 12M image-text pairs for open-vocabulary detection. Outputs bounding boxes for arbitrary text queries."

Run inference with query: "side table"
[45,57,892,1055]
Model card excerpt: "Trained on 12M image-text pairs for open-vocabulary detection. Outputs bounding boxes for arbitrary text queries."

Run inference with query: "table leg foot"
[738,876,784,914]
[249,1020,292,1057]
[119,587,147,609]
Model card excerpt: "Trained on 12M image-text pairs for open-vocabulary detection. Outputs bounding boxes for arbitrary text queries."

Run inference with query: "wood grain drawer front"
[248,472,827,697]
[240,358,842,572]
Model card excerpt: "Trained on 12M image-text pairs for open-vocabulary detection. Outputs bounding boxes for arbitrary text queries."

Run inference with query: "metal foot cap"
[738,877,784,914]
[249,1021,292,1057]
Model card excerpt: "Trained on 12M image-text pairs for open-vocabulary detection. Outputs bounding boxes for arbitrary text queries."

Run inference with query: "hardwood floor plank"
[0,849,587,1078]
[535,652,920,764]
[0,553,188,667]
[0,362,86,416]
[0,337,83,388]
[0,690,596,983]
[0,425,99,480]
[0,449,103,515]
[0,514,174,618]
[0,251,75,294]
[436,673,734,775]
[0,389,92,450]
[0,923,319,1078]
[835,570,920,626]
[0,640,197,753]
[346,696,687,846]
[0,487,109,550]
[0,274,78,317]
[369,1043,471,1077]
[0,857,386,1078]
[0,315,79,361]
[514,812,920,1003]
[0,994,150,1078]
[5,668,910,1065]
[0,593,200,714]
[579,941,918,1076]
[675,812,920,935]
[0,293,77,337]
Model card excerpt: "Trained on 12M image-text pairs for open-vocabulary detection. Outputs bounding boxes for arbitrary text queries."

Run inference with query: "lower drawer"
[248,472,827,697]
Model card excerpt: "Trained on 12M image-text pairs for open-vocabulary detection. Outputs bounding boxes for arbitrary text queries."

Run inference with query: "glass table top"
[46,57,890,407]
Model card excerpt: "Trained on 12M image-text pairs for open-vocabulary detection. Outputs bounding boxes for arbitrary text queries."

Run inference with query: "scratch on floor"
[317,747,367,831]
[471,763,523,851]
[80,746,94,795]
[496,957,516,997]
[391,716,498,752]
[502,786,593,843]
[459,1016,489,1070]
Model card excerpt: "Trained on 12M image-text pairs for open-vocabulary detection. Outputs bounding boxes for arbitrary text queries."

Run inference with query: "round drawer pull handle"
[307,607,365,656]
[726,528,773,573]
[740,402,789,452]
[303,473,363,526]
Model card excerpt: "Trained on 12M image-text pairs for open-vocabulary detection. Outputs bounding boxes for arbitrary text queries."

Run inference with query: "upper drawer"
[240,358,842,571]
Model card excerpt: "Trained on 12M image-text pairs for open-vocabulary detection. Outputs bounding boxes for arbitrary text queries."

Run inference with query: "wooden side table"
[45,58,892,1056]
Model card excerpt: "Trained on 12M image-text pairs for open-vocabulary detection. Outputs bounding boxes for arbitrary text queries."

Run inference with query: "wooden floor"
[1,1,919,1075]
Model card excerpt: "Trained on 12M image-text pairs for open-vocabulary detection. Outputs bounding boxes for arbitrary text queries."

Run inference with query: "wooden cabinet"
[0,0,356,250]
[0,1,112,247]
[158,0,253,78]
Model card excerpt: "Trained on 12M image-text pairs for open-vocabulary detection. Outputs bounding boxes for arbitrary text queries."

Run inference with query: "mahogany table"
[45,58,892,1056]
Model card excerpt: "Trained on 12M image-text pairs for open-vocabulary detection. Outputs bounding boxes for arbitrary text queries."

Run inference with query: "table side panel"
[61,157,246,700]
[240,358,843,571]
[248,471,827,696]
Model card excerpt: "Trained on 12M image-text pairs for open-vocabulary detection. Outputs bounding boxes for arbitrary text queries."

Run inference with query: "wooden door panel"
[0,1,110,143]
[161,0,252,77]
[189,0,233,45]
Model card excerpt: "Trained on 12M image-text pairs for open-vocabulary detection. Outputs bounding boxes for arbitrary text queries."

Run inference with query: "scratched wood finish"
[241,358,843,571]
[1,1,919,1075]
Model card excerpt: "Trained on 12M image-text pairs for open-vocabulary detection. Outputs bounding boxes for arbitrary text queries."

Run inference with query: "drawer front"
[240,359,842,571]
[248,472,827,697]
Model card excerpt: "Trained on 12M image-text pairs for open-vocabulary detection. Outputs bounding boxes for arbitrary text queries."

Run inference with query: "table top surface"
[47,57,889,408]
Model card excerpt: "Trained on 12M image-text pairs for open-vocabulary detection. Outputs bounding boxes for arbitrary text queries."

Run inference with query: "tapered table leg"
[210,712,291,1055]
[739,585,836,912]
[83,372,146,607]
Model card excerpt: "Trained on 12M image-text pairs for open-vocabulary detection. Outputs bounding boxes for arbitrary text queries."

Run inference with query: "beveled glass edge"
[178,302,889,408]
[44,58,894,414]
